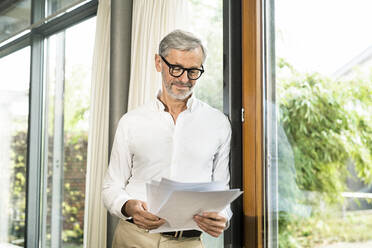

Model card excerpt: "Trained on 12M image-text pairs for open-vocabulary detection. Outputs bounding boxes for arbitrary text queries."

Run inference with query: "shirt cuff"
[219,207,233,230]
[112,195,134,220]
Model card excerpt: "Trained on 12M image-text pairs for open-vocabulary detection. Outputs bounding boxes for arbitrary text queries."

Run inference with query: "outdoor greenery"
[9,132,27,244]
[279,209,372,247]
[9,131,87,247]
[7,55,90,247]
[277,58,372,247]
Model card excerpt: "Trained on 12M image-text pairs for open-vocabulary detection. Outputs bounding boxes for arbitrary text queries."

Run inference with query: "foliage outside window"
[272,1,372,247]
[2,18,94,248]
[277,60,372,247]
[0,47,30,246]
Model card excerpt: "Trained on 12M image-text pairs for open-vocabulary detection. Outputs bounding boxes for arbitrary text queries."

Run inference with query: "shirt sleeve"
[102,117,134,219]
[212,118,233,224]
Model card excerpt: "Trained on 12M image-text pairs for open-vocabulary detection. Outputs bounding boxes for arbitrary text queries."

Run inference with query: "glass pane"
[267,0,372,247]
[189,0,223,112]
[0,0,31,43]
[189,1,224,247]
[46,0,86,17]
[0,47,30,247]
[41,17,96,248]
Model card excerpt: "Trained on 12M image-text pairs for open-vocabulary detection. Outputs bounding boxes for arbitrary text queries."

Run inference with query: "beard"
[164,80,194,100]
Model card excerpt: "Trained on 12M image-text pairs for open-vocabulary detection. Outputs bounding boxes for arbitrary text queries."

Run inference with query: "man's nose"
[179,71,189,83]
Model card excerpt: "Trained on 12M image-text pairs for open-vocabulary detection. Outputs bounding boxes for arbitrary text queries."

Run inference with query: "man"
[102,29,232,248]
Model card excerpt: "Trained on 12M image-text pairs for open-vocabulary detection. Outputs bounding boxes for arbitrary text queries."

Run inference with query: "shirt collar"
[154,90,197,113]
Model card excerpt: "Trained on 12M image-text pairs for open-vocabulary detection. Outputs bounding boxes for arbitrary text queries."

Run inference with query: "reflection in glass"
[46,0,86,17]
[190,0,223,112]
[0,47,30,247]
[189,1,224,247]
[0,0,31,43]
[41,17,95,248]
[267,0,372,247]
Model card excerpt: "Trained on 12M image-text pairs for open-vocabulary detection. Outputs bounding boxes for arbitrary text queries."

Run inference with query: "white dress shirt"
[102,94,232,221]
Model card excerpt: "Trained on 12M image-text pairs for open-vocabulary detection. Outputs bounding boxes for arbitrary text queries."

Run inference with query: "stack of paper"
[146,178,243,233]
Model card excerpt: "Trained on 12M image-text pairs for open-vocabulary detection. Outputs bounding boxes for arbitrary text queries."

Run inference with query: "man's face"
[155,47,204,100]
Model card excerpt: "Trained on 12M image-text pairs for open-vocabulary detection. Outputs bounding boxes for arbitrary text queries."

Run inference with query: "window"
[0,47,30,247]
[265,0,372,247]
[47,0,86,16]
[190,0,223,112]
[0,0,31,43]
[189,0,224,247]
[0,1,97,247]
[41,18,95,248]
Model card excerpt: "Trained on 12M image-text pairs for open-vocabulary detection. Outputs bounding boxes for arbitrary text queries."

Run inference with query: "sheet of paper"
[150,189,242,233]
[147,178,226,214]
[146,183,159,213]
[159,178,226,191]
[146,178,243,233]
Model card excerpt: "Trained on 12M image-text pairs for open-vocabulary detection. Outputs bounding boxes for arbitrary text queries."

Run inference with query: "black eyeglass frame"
[160,55,205,80]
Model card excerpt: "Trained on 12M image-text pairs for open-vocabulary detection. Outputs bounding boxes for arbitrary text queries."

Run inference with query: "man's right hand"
[122,199,165,230]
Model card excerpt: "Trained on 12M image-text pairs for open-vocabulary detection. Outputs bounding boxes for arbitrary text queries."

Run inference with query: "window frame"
[242,0,265,247]
[223,0,244,247]
[224,1,266,247]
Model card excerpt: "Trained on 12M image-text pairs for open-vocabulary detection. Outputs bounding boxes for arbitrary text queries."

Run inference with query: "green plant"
[277,59,372,247]
[278,59,372,203]
[8,131,87,246]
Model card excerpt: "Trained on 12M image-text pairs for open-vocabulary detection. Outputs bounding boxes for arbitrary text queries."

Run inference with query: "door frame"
[242,0,265,247]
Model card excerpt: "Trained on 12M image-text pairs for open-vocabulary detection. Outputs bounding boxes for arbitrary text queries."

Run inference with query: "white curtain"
[83,0,110,247]
[128,0,189,110]
[84,0,189,246]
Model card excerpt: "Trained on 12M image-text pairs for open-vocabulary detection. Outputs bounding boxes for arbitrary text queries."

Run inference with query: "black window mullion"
[26,32,45,248]
[26,0,45,247]
[0,34,31,59]
[31,0,46,25]
[223,0,243,247]
[33,0,98,37]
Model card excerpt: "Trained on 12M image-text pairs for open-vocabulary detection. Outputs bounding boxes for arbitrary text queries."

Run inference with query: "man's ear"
[155,54,162,72]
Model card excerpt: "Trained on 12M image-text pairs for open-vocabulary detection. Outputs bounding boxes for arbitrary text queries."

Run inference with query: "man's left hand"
[193,212,227,237]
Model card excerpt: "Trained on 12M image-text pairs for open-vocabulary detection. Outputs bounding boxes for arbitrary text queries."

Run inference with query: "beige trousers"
[112,219,204,248]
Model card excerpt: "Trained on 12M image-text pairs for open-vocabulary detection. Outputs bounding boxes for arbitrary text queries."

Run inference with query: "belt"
[126,219,202,238]
[161,230,202,238]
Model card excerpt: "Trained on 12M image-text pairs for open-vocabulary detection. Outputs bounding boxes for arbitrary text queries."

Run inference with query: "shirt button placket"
[170,127,177,179]
[170,113,184,179]
[164,112,174,179]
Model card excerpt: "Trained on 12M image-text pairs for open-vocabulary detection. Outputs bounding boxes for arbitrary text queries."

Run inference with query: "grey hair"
[158,29,207,63]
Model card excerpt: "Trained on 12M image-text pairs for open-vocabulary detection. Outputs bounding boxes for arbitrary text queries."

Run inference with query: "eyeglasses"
[160,55,204,80]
